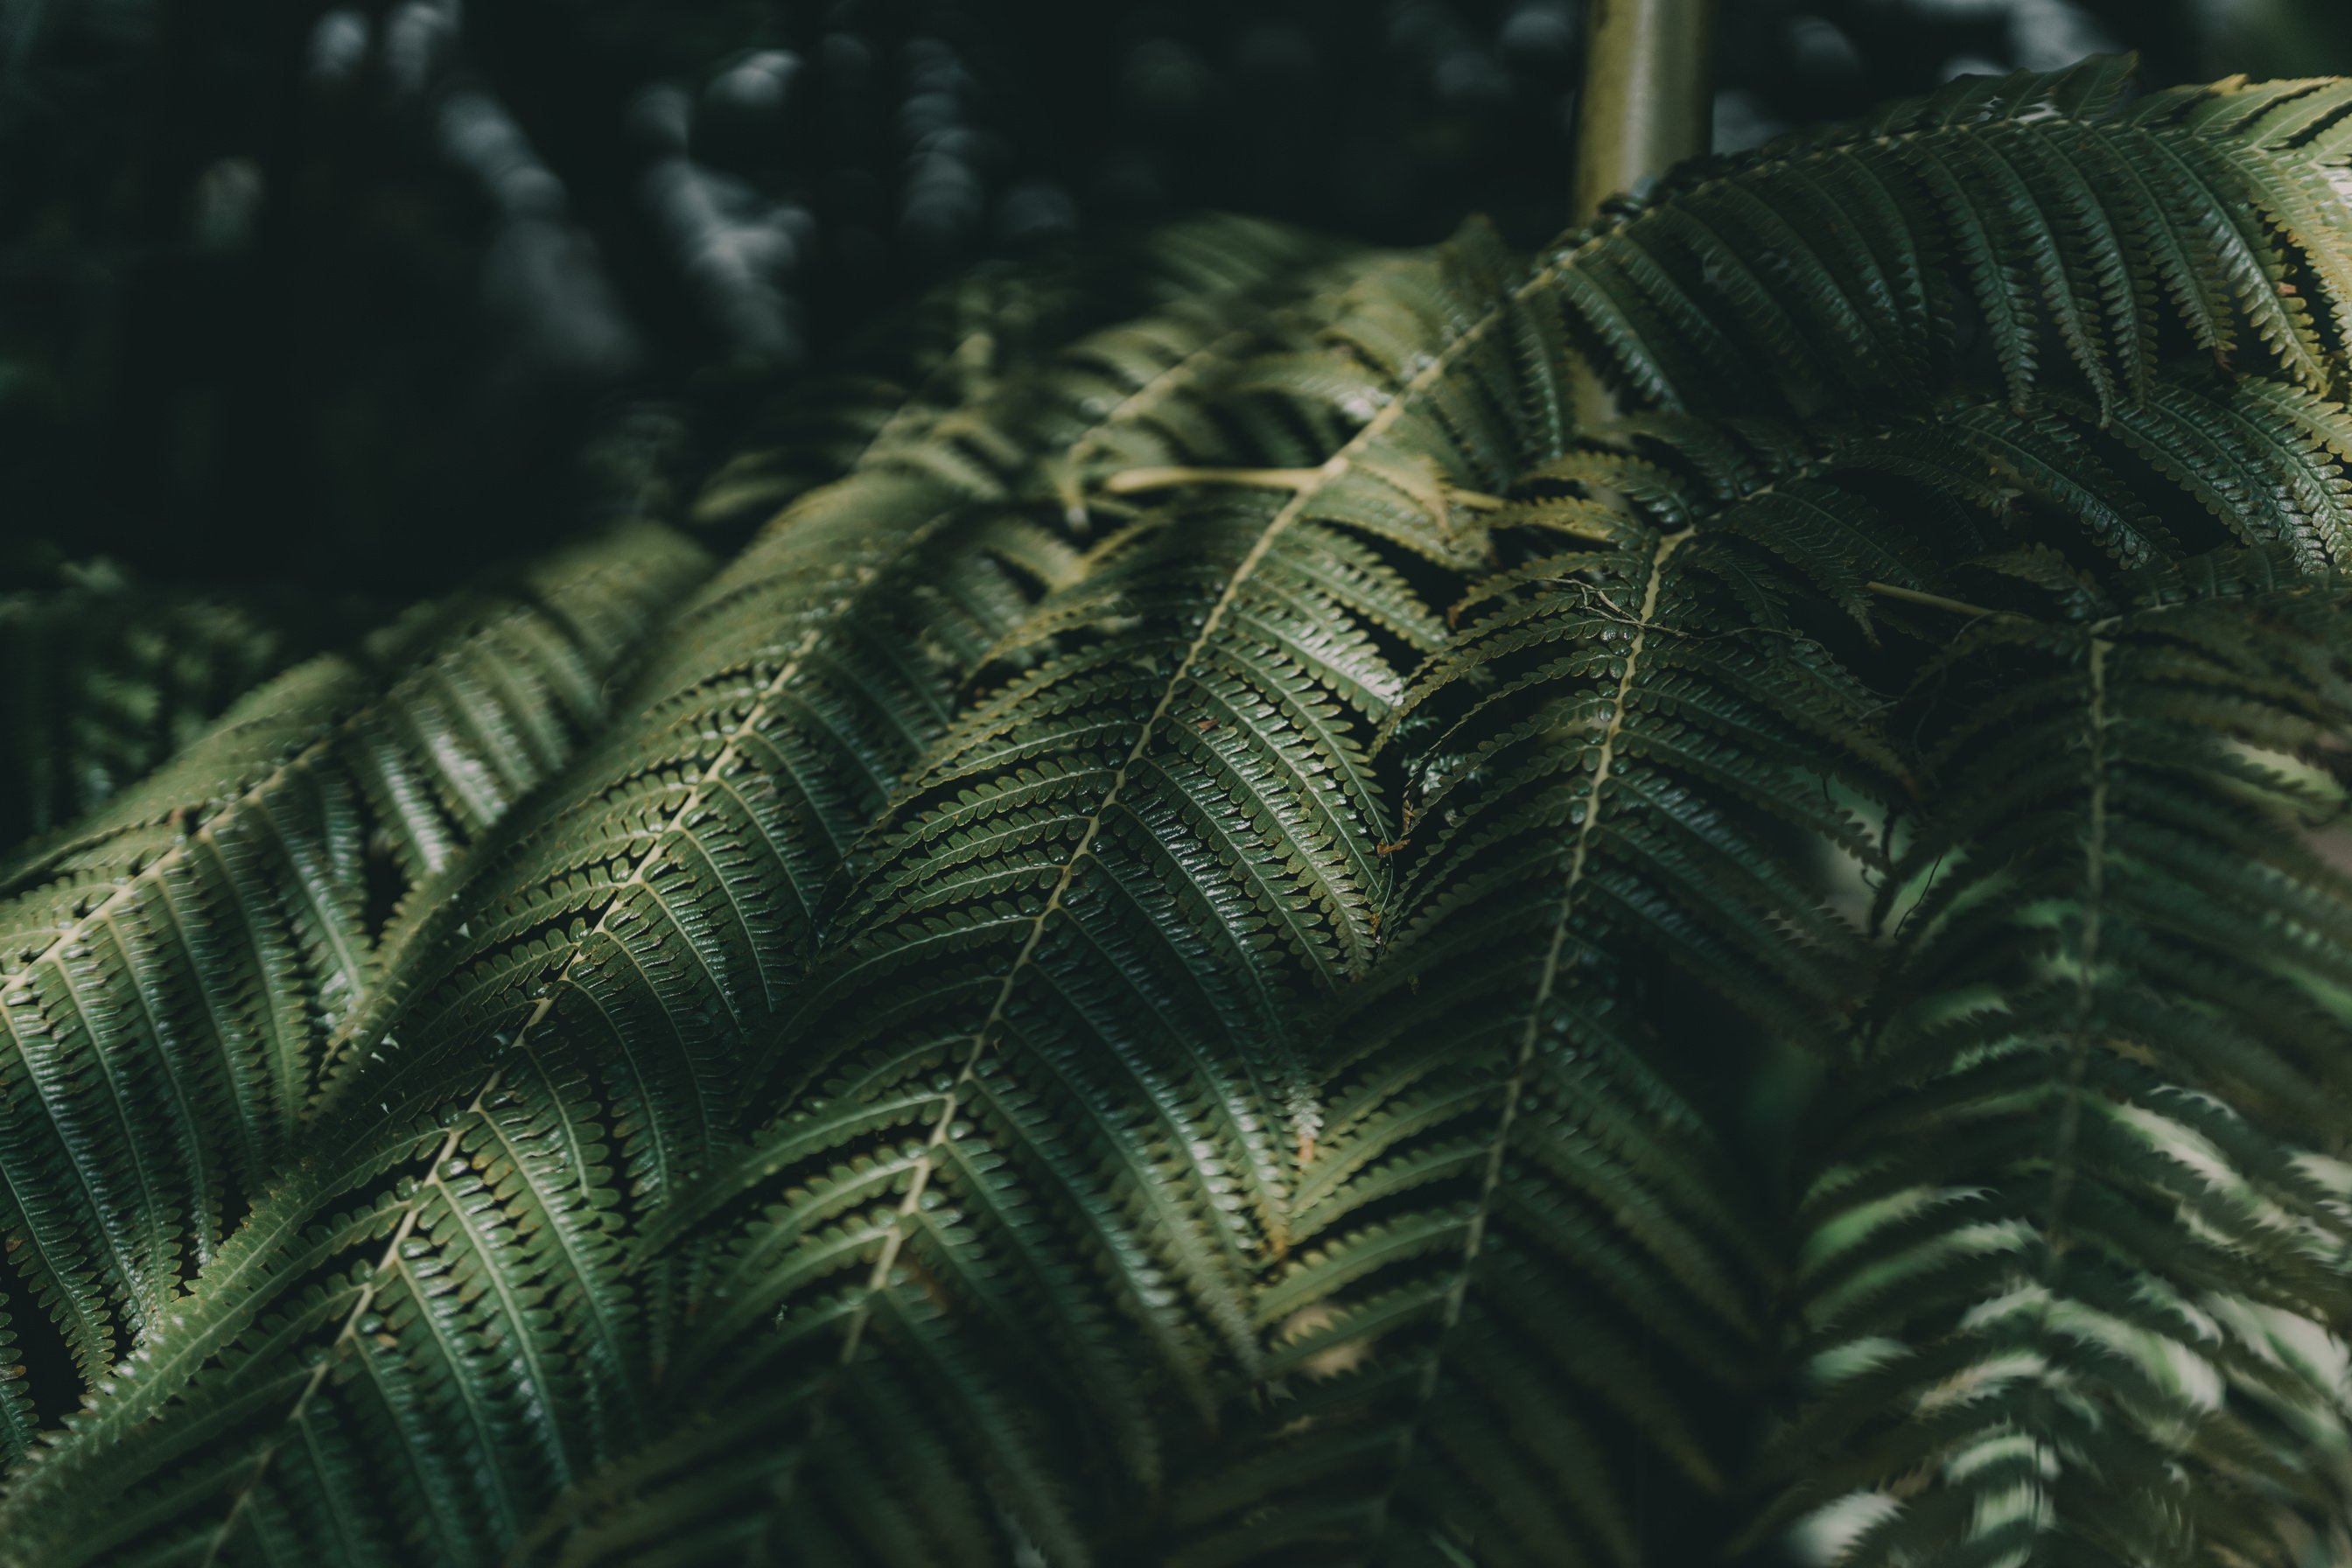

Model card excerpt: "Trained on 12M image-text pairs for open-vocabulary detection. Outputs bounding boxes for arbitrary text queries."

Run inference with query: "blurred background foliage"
[4,0,2348,606]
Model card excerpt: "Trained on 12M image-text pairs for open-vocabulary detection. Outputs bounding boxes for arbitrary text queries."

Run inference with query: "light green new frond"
[0,525,707,1396]
[1760,554,2352,1567]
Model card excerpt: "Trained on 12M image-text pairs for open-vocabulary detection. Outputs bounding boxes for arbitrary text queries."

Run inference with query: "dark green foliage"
[0,526,710,1397]
[1146,441,1896,1567]
[0,578,332,844]
[0,226,1362,1566]
[520,382,1468,1566]
[1760,555,2352,1565]
[1558,60,2352,415]
[7,60,2352,1568]
[503,220,1626,1565]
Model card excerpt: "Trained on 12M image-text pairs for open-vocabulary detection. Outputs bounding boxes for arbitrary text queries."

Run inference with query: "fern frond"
[1550,60,2352,416]
[500,235,1614,1564]
[1595,370,2352,634]
[0,253,1357,1568]
[1132,417,1908,1564]
[690,266,1095,534]
[1760,552,2352,1566]
[1185,65,2352,612]
[515,173,2352,1561]
[0,524,707,1396]
[1129,344,2352,1560]
[0,1290,33,1467]
[1174,360,2352,1560]
[0,579,326,848]
[519,504,1454,1561]
[692,214,1351,534]
[318,249,1361,1192]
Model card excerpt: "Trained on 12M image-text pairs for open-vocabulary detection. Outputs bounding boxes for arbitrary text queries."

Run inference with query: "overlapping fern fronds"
[8,58,2352,1568]
[314,228,1367,1181]
[0,578,328,846]
[506,484,1446,1564]
[0,524,708,1407]
[476,207,1647,1568]
[1561,58,2352,414]
[1760,552,2352,1567]
[0,228,1365,1567]
[1134,433,1896,1567]
[1201,61,2352,587]
[487,250,1519,1565]
[483,75,2352,1536]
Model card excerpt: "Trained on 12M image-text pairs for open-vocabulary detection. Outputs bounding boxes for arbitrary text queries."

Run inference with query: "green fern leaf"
[692,214,1350,534]
[520,494,1455,1561]
[1759,554,2352,1567]
[0,525,707,1395]
[0,578,329,848]
[1141,428,1900,1567]
[499,234,1616,1567]
[0,249,1356,1568]
[1556,62,2352,416]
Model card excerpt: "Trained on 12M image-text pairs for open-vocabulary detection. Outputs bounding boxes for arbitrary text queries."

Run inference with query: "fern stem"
[775,261,1582,1534]
[198,1074,502,1567]
[1864,580,2006,620]
[1362,526,1692,1550]
[1099,465,1323,496]
[2043,633,2111,1269]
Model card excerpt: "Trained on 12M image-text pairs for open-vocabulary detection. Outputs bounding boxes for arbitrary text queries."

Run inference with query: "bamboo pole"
[1571,0,1716,424]
[1572,0,1717,224]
